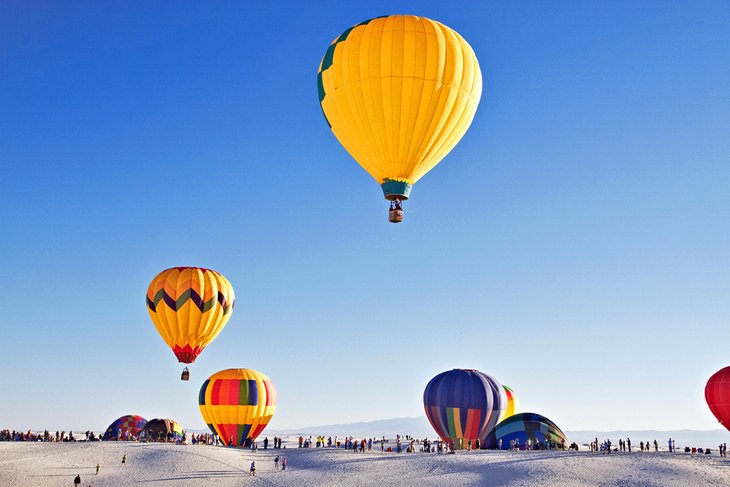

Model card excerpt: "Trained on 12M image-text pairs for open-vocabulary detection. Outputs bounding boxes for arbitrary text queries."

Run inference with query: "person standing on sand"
[96,463,100,475]
[654,440,658,452]
[282,456,287,470]
[274,455,280,469]
[668,438,673,452]
[627,438,631,452]
[249,461,256,476]
[74,474,81,486]
[122,454,126,465]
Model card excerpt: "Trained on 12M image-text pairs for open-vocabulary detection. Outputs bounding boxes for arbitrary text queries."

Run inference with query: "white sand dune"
[2,440,730,486]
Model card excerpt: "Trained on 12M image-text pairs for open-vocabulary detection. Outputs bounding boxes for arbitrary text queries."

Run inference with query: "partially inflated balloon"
[318,15,482,218]
[199,368,277,446]
[146,267,235,364]
[140,418,184,441]
[424,369,505,449]
[501,385,520,420]
[103,415,147,440]
[485,412,567,450]
[706,366,730,432]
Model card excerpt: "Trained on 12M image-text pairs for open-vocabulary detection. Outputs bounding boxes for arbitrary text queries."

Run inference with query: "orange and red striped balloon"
[199,368,277,446]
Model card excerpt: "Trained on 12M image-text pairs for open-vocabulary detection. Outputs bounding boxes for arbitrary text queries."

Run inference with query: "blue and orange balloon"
[423,369,506,449]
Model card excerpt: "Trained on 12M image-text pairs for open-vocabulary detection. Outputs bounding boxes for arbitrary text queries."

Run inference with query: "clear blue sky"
[1,0,729,433]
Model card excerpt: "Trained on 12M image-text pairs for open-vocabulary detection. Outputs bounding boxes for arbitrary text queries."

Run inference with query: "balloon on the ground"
[706,366,730,432]
[146,267,235,364]
[140,418,184,441]
[484,412,567,450]
[501,385,520,420]
[423,369,506,449]
[199,368,277,446]
[317,15,482,220]
[103,415,147,440]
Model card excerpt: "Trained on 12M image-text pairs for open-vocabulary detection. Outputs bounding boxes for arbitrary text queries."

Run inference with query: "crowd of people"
[0,429,93,442]
[501,437,565,451]
[586,436,728,456]
[0,428,220,446]
[4,428,728,458]
[293,434,436,453]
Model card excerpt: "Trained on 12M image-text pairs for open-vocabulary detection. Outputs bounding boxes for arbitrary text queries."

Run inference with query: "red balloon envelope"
[705,366,730,431]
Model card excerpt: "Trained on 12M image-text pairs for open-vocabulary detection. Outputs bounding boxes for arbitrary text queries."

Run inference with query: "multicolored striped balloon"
[484,412,567,450]
[423,369,506,449]
[501,385,520,421]
[103,415,147,440]
[199,368,277,446]
[146,267,235,364]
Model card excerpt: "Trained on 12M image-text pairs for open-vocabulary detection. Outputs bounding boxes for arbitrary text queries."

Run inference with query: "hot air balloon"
[140,418,184,442]
[501,385,520,421]
[103,415,147,440]
[146,267,235,380]
[484,412,567,450]
[199,368,277,447]
[706,366,730,432]
[317,15,482,223]
[423,369,506,449]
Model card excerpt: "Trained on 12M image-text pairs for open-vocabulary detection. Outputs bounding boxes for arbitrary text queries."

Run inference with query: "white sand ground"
[2,440,730,486]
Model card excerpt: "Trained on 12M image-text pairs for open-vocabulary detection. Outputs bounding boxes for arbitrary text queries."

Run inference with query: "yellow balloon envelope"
[199,368,277,446]
[501,385,520,421]
[317,15,482,203]
[146,267,235,364]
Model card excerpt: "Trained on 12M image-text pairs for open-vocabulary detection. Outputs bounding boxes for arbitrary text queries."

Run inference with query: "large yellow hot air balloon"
[199,368,277,446]
[146,267,235,379]
[317,15,482,222]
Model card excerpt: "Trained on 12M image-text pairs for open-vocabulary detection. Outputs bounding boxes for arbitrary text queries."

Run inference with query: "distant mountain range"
[266,416,730,447]
[267,416,433,438]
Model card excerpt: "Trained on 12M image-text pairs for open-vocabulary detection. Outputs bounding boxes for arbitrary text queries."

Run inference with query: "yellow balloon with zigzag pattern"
[146,267,235,368]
